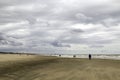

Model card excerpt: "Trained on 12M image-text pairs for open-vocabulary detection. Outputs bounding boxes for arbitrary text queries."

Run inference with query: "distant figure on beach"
[89,54,92,60]
[59,55,61,57]
[73,55,76,58]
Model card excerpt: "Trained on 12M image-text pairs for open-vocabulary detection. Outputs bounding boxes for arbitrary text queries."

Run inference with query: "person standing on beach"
[89,54,92,60]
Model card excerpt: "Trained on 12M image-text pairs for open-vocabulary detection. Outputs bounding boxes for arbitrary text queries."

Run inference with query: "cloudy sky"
[0,0,120,54]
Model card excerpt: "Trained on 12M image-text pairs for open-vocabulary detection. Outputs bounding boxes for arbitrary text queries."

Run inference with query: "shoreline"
[52,54,120,60]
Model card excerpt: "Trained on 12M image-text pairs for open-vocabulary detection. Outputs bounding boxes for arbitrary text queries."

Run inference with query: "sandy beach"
[0,54,120,80]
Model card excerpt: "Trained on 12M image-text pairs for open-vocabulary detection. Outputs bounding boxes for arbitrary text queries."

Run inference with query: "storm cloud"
[0,0,120,54]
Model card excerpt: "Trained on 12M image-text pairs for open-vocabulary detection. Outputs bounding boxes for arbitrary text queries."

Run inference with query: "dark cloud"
[70,29,84,34]
[0,32,23,46]
[51,41,71,47]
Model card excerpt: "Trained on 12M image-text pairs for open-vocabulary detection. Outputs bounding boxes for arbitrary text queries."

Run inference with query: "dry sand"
[0,54,120,80]
[0,54,36,62]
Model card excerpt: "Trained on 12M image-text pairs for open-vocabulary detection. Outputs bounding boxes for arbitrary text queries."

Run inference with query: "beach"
[0,54,120,80]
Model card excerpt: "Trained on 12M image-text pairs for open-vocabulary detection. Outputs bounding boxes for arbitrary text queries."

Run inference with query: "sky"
[0,0,120,54]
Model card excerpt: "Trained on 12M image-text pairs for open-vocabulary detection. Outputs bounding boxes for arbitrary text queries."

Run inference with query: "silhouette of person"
[73,55,76,58]
[89,54,92,60]
[59,55,61,57]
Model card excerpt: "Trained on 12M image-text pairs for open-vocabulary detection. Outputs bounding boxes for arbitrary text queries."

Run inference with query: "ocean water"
[52,54,120,60]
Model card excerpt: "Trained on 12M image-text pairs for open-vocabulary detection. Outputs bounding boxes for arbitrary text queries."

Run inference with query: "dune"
[0,54,120,80]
